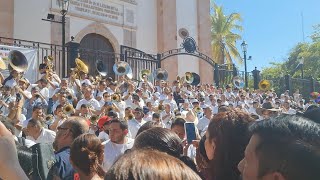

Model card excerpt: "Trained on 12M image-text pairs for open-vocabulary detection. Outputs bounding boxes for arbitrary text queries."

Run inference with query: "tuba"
[153,68,168,81]
[259,80,271,91]
[232,76,245,89]
[139,69,152,81]
[190,72,200,86]
[185,72,194,84]
[96,60,107,76]
[113,61,132,77]
[75,58,89,75]
[8,50,28,72]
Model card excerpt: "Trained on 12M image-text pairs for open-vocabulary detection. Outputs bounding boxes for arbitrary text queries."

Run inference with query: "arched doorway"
[79,33,116,78]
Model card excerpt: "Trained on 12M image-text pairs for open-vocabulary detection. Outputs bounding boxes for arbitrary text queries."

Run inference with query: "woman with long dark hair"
[204,109,254,180]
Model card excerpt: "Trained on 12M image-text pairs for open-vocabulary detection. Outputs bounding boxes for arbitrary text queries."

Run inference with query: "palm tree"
[211,3,243,64]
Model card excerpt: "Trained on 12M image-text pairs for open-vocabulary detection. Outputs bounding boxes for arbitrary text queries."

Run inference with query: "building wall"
[136,0,157,54]
[197,0,213,84]
[14,0,51,43]
[157,0,178,83]
[176,0,199,76]
[3,0,213,83]
[0,0,14,39]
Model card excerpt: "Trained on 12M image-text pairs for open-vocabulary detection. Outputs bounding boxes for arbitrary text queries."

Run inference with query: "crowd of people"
[0,56,319,180]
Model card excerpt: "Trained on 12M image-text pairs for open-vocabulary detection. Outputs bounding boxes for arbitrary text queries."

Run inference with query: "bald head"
[63,116,89,139]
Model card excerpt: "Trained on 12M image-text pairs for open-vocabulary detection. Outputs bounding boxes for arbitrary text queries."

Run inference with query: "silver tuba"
[8,50,28,72]
[113,61,132,79]
[232,76,245,89]
[153,68,168,81]
[139,69,152,81]
[96,60,107,76]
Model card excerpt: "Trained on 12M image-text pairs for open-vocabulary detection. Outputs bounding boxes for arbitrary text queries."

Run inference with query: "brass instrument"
[113,61,132,78]
[63,103,75,115]
[185,72,194,84]
[45,55,54,79]
[153,68,168,81]
[158,104,165,112]
[193,106,202,114]
[0,57,7,70]
[127,113,134,120]
[45,114,54,122]
[8,50,28,72]
[232,76,245,89]
[139,69,152,81]
[90,115,99,124]
[111,93,121,102]
[96,60,107,76]
[190,73,200,86]
[73,58,89,79]
[259,80,271,91]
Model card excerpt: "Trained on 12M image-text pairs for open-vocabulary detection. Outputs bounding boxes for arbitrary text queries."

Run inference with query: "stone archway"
[74,22,120,53]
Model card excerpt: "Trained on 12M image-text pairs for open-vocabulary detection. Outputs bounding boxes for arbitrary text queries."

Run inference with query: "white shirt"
[98,131,109,142]
[48,82,60,98]
[160,111,173,129]
[197,116,210,135]
[40,87,50,101]
[4,78,17,88]
[76,98,101,110]
[14,136,36,148]
[128,119,146,138]
[26,128,56,144]
[103,138,134,171]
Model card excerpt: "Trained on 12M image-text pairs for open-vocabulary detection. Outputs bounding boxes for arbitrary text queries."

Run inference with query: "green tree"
[211,3,243,64]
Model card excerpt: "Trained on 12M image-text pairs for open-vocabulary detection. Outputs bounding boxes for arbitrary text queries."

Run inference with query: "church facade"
[0,0,213,83]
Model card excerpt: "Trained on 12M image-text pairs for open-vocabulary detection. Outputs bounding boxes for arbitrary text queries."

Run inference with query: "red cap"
[97,116,112,129]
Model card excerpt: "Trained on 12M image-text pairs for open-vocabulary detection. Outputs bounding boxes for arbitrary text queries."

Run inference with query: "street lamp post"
[58,0,69,77]
[241,41,248,88]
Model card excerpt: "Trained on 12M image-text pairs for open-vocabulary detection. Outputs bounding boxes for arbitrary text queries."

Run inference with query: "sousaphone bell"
[185,72,194,84]
[139,69,152,81]
[153,68,168,81]
[259,80,271,91]
[232,76,245,89]
[75,58,89,74]
[8,50,28,72]
[96,60,107,76]
[113,61,132,77]
[190,72,200,86]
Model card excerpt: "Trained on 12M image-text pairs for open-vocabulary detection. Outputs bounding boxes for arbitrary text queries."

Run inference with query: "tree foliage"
[261,25,320,81]
[211,3,243,64]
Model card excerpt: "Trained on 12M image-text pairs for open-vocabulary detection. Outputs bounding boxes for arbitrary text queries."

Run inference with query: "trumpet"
[193,106,202,114]
[125,113,134,121]
[45,114,54,122]
[90,115,99,124]
[63,103,75,115]
[111,93,121,102]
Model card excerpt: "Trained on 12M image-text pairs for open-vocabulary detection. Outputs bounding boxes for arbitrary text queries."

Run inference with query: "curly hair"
[207,108,255,180]
[70,134,105,178]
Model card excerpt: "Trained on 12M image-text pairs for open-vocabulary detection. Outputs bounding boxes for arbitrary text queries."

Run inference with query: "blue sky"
[213,0,320,72]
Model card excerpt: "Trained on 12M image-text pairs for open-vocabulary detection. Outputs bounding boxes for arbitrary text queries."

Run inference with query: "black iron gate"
[0,36,257,87]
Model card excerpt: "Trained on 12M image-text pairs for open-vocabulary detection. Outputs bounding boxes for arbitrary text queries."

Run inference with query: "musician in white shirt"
[103,119,134,171]
[76,86,101,115]
[26,119,56,144]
